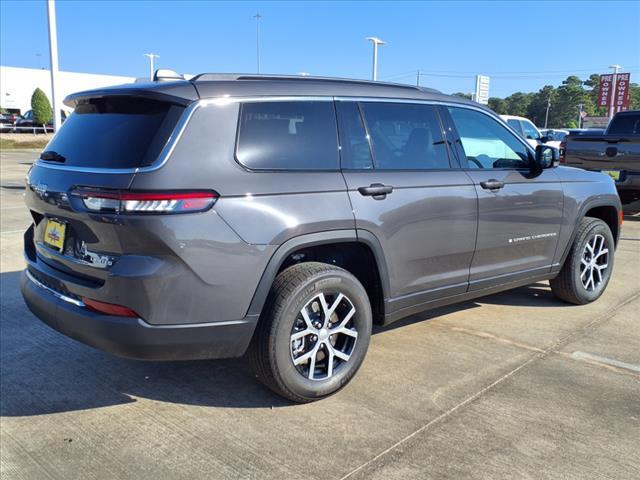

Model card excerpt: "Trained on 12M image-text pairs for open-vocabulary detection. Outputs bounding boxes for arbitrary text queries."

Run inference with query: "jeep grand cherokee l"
[21,74,622,402]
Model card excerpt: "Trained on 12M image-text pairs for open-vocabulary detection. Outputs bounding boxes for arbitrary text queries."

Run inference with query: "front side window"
[521,120,541,140]
[360,102,450,170]
[449,107,531,169]
[236,101,339,170]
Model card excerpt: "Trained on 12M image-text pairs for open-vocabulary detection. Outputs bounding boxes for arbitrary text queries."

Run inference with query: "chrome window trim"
[25,269,85,308]
[33,94,532,175]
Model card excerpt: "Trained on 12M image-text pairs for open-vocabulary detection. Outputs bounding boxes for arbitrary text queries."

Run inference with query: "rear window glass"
[607,113,640,135]
[45,96,184,169]
[236,101,339,170]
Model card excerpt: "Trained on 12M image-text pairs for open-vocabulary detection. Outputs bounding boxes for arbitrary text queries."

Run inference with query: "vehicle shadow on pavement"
[0,272,565,417]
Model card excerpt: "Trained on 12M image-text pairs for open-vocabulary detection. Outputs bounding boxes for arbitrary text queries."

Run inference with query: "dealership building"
[0,66,135,115]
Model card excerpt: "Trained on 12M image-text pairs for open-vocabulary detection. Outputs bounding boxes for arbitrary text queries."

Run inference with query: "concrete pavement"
[1,149,638,479]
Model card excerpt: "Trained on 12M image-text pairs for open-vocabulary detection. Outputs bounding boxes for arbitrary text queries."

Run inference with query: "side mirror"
[534,144,558,169]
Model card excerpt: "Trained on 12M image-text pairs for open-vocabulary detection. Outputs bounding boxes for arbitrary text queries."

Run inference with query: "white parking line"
[572,351,640,373]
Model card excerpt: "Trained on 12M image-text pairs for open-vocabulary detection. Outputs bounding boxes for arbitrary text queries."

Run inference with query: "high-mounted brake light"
[72,189,218,214]
[82,297,139,318]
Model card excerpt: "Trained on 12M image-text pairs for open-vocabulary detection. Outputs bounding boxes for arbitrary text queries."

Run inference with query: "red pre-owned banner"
[598,73,632,113]
[598,74,613,107]
[614,73,631,112]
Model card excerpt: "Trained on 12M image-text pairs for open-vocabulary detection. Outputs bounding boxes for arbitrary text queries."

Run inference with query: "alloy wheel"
[290,292,358,381]
[580,233,609,292]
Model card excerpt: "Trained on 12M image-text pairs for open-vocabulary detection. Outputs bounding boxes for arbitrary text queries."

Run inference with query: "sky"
[1,0,639,98]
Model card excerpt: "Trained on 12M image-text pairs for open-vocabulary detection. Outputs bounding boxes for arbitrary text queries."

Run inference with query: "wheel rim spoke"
[291,328,313,342]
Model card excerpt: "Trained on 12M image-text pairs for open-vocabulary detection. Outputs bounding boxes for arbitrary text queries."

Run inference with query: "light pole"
[366,37,385,81]
[46,0,61,133]
[609,64,621,119]
[144,53,160,80]
[254,13,262,73]
[544,97,551,128]
[577,103,584,128]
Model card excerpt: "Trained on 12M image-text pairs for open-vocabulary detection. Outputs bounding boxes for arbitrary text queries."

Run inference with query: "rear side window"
[236,101,339,170]
[360,102,450,170]
[45,96,184,169]
[506,119,523,135]
[336,102,374,169]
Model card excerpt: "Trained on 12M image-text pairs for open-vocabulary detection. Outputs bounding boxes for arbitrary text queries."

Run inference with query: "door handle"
[358,183,393,198]
[480,179,505,191]
[605,147,618,157]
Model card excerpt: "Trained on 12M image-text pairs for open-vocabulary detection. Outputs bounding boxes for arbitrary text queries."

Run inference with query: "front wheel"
[249,262,372,403]
[550,217,615,305]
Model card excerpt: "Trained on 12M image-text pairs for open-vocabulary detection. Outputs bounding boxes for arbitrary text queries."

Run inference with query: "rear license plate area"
[43,219,66,252]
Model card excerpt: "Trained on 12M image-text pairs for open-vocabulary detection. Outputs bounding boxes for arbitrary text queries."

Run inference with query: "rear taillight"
[82,297,139,317]
[71,189,217,214]
[559,141,566,163]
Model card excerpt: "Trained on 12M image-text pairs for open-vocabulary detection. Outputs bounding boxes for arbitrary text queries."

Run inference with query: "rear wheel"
[249,262,372,403]
[550,217,615,305]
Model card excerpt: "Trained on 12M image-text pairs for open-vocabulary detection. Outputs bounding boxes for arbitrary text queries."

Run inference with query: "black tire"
[550,217,615,305]
[249,262,372,403]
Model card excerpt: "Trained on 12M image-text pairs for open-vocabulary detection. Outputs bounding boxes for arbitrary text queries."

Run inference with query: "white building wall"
[0,66,135,114]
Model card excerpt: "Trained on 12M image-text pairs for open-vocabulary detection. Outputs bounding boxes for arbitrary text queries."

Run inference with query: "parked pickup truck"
[561,110,640,204]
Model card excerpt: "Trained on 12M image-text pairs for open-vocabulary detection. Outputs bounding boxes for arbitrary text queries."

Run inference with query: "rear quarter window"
[45,96,184,169]
[235,101,339,170]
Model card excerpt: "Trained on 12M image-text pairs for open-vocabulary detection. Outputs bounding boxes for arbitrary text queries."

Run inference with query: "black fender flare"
[556,195,621,269]
[246,229,390,317]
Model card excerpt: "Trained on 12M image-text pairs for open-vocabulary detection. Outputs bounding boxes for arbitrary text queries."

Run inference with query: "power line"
[382,66,640,81]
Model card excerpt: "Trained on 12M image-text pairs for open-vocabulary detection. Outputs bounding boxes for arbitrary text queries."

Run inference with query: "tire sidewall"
[270,269,372,400]
[570,220,615,303]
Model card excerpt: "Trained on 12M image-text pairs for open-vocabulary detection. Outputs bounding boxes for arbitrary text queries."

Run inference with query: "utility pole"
[366,37,385,81]
[416,70,421,86]
[609,64,621,119]
[544,97,551,128]
[46,0,61,133]
[144,53,159,80]
[577,103,584,128]
[254,13,262,73]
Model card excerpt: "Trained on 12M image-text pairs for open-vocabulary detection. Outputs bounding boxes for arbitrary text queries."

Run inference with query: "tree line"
[454,74,640,128]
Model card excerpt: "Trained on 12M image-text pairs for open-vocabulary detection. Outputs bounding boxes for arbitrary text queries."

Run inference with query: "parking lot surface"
[1,149,639,480]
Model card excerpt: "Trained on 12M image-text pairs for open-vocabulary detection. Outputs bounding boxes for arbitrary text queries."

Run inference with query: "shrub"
[31,88,52,125]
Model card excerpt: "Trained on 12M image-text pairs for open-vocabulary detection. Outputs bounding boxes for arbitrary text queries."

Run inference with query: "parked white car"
[501,115,551,150]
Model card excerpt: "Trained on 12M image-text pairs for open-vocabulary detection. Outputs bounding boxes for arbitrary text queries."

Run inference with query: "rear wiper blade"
[40,150,66,163]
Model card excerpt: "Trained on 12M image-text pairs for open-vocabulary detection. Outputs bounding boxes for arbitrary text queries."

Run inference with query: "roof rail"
[189,73,441,93]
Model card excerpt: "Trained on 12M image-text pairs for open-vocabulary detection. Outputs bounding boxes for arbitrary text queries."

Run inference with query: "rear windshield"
[45,96,185,169]
[607,113,640,135]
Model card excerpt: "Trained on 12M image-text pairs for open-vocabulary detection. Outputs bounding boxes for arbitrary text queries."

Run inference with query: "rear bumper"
[21,270,258,361]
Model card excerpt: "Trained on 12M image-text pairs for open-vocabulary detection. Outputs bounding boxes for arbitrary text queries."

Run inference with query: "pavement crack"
[338,291,640,480]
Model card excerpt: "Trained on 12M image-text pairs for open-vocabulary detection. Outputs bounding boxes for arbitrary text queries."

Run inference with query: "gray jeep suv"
[21,74,622,402]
